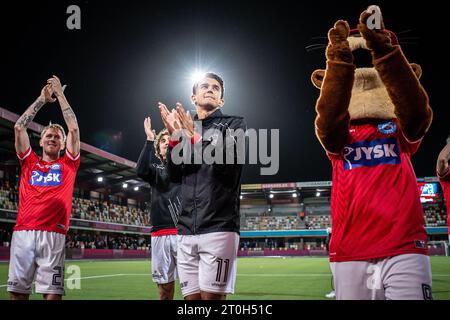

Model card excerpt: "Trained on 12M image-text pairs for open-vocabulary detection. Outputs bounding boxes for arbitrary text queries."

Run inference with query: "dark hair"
[192,72,224,99]
[447,135,450,143]
[154,129,169,161]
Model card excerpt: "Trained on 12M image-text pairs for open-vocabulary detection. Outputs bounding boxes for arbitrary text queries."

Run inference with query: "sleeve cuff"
[191,133,202,145]
[169,133,202,147]
[17,147,32,161]
[438,168,450,179]
[66,149,80,161]
[402,132,423,145]
[169,139,180,148]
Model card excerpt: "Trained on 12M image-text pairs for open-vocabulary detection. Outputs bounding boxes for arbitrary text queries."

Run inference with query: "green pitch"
[1,256,449,300]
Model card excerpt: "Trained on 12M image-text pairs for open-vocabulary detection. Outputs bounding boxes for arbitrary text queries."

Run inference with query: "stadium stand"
[0,107,448,259]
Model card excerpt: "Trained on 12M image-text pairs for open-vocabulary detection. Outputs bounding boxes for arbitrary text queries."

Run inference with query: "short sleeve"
[63,149,81,171]
[397,125,423,155]
[17,146,39,167]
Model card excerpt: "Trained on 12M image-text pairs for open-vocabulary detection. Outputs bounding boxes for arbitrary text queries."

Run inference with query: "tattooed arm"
[14,84,55,154]
[48,75,80,156]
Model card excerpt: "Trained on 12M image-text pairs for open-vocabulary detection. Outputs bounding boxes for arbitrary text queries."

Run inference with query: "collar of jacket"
[194,108,223,125]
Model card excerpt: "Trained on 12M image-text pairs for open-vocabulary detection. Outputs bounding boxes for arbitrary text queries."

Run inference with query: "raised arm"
[159,103,183,183]
[14,84,55,154]
[48,75,80,156]
[437,139,450,177]
[136,117,158,183]
[358,8,433,141]
[313,20,355,154]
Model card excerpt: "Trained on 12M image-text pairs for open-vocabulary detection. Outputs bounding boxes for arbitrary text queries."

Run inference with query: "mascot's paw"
[358,6,394,59]
[326,20,353,64]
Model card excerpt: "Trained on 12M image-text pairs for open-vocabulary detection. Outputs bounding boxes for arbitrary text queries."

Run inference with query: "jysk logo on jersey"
[29,167,63,186]
[377,121,397,135]
[343,138,401,170]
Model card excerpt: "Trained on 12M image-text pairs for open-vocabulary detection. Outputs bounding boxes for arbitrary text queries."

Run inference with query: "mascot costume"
[311,6,433,300]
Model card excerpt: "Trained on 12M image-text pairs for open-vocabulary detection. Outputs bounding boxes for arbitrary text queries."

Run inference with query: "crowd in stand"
[242,215,303,231]
[66,232,150,250]
[0,180,18,211]
[423,204,448,227]
[0,178,448,233]
[71,198,150,226]
[0,228,11,247]
[0,179,151,227]
[240,204,448,231]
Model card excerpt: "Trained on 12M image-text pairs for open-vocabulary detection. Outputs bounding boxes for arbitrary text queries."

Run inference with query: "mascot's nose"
[352,48,373,68]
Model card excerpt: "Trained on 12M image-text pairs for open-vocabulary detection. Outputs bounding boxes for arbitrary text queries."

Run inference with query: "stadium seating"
[71,198,150,226]
[66,232,150,250]
[1,179,448,232]
[0,180,150,227]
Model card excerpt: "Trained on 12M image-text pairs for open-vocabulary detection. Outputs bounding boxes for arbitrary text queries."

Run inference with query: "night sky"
[1,1,447,184]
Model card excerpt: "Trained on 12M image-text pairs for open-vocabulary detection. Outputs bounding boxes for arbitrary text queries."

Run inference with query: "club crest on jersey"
[51,164,61,170]
[377,121,397,135]
[30,167,63,186]
[342,138,401,170]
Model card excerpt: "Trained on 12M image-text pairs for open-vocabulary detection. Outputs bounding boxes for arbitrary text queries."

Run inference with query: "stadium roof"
[0,107,149,198]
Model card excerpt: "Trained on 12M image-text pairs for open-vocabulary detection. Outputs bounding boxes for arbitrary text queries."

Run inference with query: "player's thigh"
[383,254,432,300]
[334,260,385,300]
[177,235,200,297]
[7,231,37,295]
[34,231,66,295]
[151,236,177,284]
[198,232,239,295]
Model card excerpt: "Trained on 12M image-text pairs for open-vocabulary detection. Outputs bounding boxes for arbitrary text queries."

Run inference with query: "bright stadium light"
[97,176,103,182]
[292,193,298,198]
[316,192,321,197]
[134,186,139,191]
[240,195,243,200]
[122,183,128,189]
[269,194,274,199]
[191,70,206,83]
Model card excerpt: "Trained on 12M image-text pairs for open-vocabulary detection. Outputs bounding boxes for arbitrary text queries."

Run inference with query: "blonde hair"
[40,122,66,144]
[154,129,169,161]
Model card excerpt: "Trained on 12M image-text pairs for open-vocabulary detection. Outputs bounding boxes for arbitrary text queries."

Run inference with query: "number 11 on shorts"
[216,258,230,283]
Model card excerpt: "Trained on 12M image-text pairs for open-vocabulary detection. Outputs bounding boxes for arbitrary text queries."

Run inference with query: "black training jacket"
[166,109,246,235]
[136,141,181,233]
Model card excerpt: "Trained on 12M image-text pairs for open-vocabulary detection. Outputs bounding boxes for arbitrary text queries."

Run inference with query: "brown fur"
[312,9,433,153]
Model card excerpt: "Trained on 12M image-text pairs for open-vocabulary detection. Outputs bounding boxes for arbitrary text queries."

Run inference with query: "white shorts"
[7,230,66,295]
[177,232,239,297]
[151,234,178,284]
[332,254,432,300]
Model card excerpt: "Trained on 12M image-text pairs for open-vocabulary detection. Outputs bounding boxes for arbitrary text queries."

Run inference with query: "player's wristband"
[168,139,180,148]
[191,133,202,145]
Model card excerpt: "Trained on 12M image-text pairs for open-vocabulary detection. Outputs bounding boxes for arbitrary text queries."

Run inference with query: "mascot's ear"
[410,63,422,79]
[311,69,325,89]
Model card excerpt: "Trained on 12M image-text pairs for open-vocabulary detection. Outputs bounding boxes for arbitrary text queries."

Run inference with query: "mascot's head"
[311,28,423,120]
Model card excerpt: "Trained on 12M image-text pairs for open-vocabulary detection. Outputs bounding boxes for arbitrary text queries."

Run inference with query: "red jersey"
[14,147,80,235]
[438,169,450,234]
[327,119,428,262]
